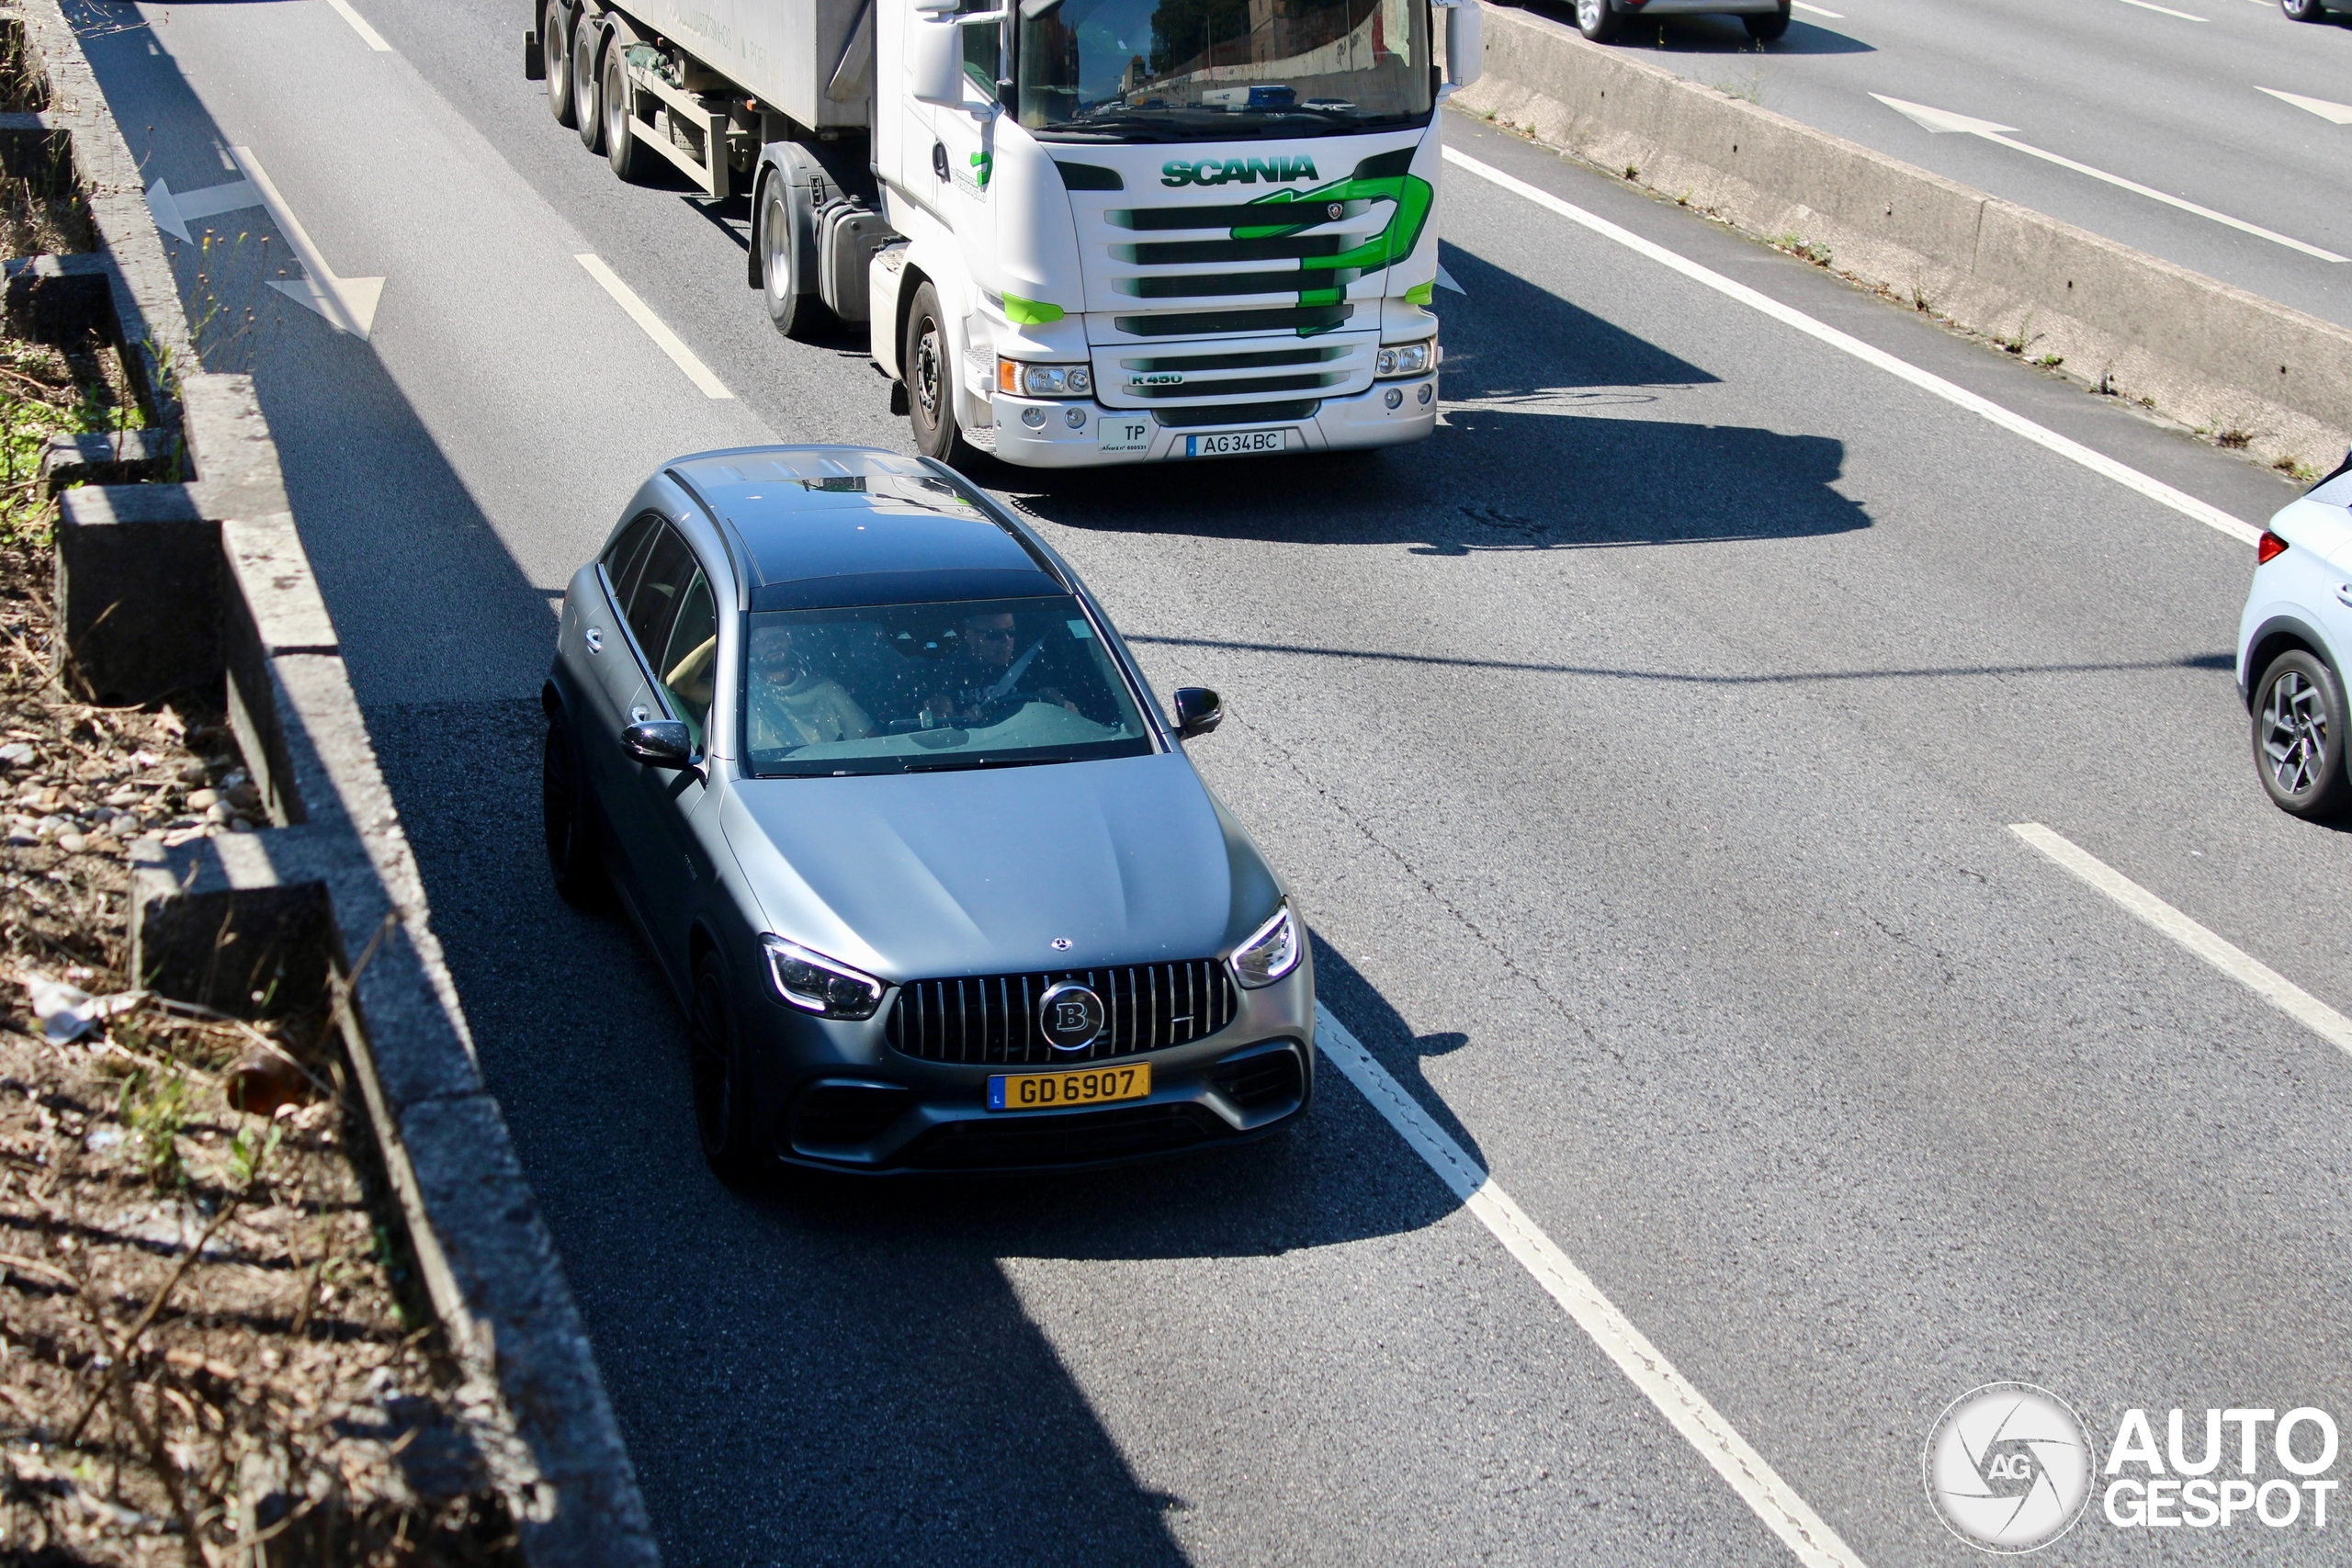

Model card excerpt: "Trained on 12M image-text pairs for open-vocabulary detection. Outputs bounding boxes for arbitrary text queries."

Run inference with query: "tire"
[573,17,605,154]
[603,44,651,181]
[690,951,762,1184]
[1744,3,1792,39]
[1575,0,1622,41]
[759,175,815,338]
[2282,0,2328,19]
[2252,649,2352,818]
[545,1,577,127]
[541,717,608,907]
[902,280,976,466]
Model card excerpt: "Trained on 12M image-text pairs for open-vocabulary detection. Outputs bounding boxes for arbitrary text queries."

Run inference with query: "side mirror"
[1172,687,1223,739]
[910,15,966,107]
[1442,0,1482,89]
[623,719,697,769]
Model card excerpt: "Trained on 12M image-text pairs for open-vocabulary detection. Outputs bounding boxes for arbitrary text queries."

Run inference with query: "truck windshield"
[1015,0,1431,141]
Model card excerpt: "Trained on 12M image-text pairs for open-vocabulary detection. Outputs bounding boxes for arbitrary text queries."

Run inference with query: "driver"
[929,611,1066,725]
[748,623,872,750]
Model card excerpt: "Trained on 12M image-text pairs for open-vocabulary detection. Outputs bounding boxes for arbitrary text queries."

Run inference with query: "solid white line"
[1442,148,2262,547]
[230,147,383,339]
[2008,823,2352,1061]
[574,254,734,399]
[2116,0,2207,19]
[323,0,392,51]
[1315,1004,1867,1568]
[1792,2,1844,17]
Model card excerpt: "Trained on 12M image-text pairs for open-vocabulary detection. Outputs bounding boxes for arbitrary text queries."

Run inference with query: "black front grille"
[886,960,1237,1066]
[1126,372,1344,400]
[1213,1047,1304,1114]
[1115,235,1348,265]
[1152,400,1322,429]
[904,1104,1219,1169]
[786,1083,913,1153]
[1114,305,1352,337]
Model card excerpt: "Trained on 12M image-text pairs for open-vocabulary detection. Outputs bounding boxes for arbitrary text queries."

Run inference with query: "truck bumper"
[986,378,1439,468]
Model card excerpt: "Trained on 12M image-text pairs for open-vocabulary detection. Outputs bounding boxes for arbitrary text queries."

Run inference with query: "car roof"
[665,446,1061,612]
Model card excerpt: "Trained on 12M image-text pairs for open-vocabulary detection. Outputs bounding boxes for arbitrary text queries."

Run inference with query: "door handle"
[2336,585,2352,607]
[585,627,605,652]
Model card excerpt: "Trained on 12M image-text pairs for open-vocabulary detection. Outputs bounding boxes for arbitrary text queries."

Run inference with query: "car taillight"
[2258,531,2290,565]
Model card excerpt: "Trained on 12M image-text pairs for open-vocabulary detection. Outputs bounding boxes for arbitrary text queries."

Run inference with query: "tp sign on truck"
[529,0,1481,467]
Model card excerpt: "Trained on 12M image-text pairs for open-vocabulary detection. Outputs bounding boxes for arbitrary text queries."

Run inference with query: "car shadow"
[1502,0,1875,54]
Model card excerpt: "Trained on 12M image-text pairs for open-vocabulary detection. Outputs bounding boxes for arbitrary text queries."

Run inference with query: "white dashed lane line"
[574,254,735,400]
[2009,823,2352,1062]
[324,0,393,51]
[1316,1005,1870,1568]
[1442,147,2264,547]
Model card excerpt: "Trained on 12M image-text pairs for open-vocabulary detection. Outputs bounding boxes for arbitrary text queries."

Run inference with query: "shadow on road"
[1500,0,1874,55]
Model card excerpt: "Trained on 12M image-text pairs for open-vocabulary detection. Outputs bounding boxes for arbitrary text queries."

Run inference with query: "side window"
[605,512,662,606]
[658,571,718,748]
[624,525,695,664]
[961,0,1001,96]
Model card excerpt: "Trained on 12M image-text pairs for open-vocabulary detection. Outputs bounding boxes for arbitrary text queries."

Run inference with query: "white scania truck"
[527,0,1480,467]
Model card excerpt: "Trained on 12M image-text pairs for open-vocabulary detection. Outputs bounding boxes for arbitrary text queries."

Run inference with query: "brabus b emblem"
[1038,982,1105,1051]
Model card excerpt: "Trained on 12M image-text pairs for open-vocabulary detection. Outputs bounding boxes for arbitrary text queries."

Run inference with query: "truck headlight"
[1229,905,1300,989]
[1375,342,1432,378]
[997,358,1092,398]
[762,934,886,1019]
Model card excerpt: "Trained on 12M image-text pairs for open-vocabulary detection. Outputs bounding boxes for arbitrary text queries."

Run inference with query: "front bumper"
[984,378,1438,468]
[745,957,1317,1173]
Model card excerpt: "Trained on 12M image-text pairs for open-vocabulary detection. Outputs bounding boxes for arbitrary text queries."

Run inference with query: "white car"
[2237,455,2352,818]
[1575,0,1792,42]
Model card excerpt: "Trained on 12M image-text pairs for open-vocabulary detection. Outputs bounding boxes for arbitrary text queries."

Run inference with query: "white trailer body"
[526,0,1481,468]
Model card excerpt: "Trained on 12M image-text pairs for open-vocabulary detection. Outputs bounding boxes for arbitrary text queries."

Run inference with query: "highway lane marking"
[2116,0,2207,18]
[2259,86,2352,126]
[1792,3,1844,17]
[2008,823,2352,1062]
[573,254,734,399]
[1316,1004,1868,1568]
[1442,148,2263,547]
[229,148,384,338]
[143,176,260,244]
[324,0,393,51]
[1871,95,2347,264]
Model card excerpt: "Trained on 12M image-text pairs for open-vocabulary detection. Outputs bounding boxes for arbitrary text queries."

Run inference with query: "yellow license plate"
[988,1062,1150,1112]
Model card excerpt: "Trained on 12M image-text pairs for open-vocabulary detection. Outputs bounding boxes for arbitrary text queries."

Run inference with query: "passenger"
[748,624,872,750]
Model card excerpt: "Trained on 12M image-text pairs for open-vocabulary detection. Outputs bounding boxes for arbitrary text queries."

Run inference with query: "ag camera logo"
[1924,1383,2096,1553]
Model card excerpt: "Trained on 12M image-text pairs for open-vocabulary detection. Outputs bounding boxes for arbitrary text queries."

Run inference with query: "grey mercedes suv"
[542,445,1314,1179]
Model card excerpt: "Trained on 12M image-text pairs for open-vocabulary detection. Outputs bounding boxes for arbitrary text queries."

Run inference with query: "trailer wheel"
[904,281,976,467]
[545,1,577,126]
[603,45,652,182]
[758,175,819,339]
[573,17,605,154]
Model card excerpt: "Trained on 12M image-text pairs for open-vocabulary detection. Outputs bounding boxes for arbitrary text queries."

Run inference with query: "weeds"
[2276,455,2319,483]
[1770,232,1833,267]
[2038,354,2064,369]
[120,1066,190,1187]
[2217,428,2252,450]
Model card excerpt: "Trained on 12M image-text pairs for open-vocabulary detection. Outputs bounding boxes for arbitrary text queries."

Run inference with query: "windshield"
[1016,0,1430,140]
[742,596,1157,777]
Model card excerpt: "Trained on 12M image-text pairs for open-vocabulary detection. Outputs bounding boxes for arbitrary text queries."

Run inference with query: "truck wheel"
[903,281,977,466]
[759,175,816,338]
[603,44,651,181]
[573,17,605,154]
[1575,0,1622,41]
[545,1,576,126]
[1744,2,1792,39]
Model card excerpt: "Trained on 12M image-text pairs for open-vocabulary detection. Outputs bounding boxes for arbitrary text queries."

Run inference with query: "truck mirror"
[1442,0,1483,89]
[910,17,966,107]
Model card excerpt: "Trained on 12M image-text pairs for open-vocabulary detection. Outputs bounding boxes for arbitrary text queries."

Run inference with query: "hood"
[719,753,1279,982]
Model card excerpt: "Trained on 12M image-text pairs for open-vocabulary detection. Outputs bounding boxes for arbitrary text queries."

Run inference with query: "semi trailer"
[526,0,1481,468]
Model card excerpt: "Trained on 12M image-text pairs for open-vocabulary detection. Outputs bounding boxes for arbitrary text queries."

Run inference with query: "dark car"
[542,446,1315,1178]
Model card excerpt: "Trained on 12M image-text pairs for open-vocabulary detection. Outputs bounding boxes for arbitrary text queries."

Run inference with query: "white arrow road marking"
[2116,0,2206,19]
[1316,1005,1869,1568]
[1870,93,2347,263]
[1444,148,2261,547]
[1435,262,1465,294]
[142,176,260,244]
[323,0,392,51]
[228,147,383,337]
[2008,824,2352,1063]
[573,254,733,399]
[2259,86,2352,126]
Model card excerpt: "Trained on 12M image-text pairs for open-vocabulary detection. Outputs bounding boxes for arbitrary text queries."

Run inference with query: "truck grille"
[886,961,1238,1066]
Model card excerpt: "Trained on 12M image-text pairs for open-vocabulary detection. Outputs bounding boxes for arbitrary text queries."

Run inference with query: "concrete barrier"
[9,0,663,1560]
[1456,3,2352,479]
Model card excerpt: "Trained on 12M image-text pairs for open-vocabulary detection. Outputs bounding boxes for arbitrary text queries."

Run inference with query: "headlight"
[1374,341,1432,378]
[997,358,1092,398]
[761,934,886,1019]
[1229,905,1300,989]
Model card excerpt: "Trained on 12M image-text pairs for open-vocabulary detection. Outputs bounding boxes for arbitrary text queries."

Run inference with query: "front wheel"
[1575,0,1622,41]
[542,717,608,907]
[2253,649,2352,818]
[2282,0,2329,19]
[690,953,762,1185]
[1744,3,1792,39]
[759,176,817,338]
[902,280,977,466]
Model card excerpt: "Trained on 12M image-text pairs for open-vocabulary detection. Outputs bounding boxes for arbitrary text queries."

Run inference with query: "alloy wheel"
[2262,669,2328,796]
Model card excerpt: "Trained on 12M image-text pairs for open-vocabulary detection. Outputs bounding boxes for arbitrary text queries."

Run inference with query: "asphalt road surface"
[1523,0,2352,333]
[77,0,2352,1562]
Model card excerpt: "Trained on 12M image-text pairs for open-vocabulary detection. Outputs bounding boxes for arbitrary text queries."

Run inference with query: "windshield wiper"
[899,754,1076,773]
